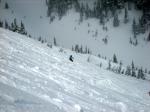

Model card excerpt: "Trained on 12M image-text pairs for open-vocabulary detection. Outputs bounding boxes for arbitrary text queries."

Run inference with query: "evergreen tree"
[118,61,122,74]
[5,20,8,29]
[75,44,79,53]
[72,46,74,51]
[38,36,42,41]
[85,46,88,54]
[127,1,131,10]
[53,37,57,46]
[28,35,31,38]
[137,69,141,79]
[131,61,136,77]
[41,39,44,43]
[85,3,90,19]
[113,14,119,27]
[135,39,138,46]
[132,18,137,38]
[80,45,83,53]
[147,32,150,41]
[74,0,80,12]
[79,3,84,23]
[87,56,90,62]
[100,13,104,25]
[10,22,14,31]
[5,2,9,9]
[107,60,111,70]
[124,7,128,23]
[19,21,26,35]
[125,66,131,76]
[11,18,18,32]
[113,54,118,63]
[87,48,90,54]
[137,68,145,80]
[0,20,3,27]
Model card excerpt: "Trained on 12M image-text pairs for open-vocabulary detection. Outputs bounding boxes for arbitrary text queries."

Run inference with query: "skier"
[69,55,74,62]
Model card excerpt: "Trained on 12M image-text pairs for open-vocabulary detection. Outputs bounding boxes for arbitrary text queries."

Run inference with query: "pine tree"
[11,18,18,32]
[11,22,14,31]
[75,44,79,53]
[80,45,83,53]
[20,21,26,35]
[100,13,104,25]
[118,61,122,74]
[125,66,131,76]
[147,32,150,41]
[124,7,128,23]
[53,37,57,46]
[127,1,131,10]
[113,54,118,63]
[28,35,31,38]
[74,0,80,12]
[85,3,90,19]
[113,14,119,27]
[79,3,84,23]
[72,46,74,51]
[0,20,3,27]
[140,68,145,80]
[132,18,137,38]
[135,39,138,46]
[38,36,41,41]
[85,46,88,54]
[5,2,9,9]
[137,68,145,80]
[107,60,111,70]
[131,61,136,77]
[5,20,8,29]
[87,48,91,54]
[87,56,90,62]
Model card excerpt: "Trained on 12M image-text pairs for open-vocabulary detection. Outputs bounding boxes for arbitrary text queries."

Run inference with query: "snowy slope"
[0,28,150,112]
[0,0,150,70]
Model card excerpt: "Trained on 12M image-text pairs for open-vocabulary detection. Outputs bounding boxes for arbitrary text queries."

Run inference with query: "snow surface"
[0,28,150,112]
[0,0,150,70]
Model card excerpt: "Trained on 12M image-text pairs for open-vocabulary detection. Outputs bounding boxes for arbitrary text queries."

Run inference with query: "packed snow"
[0,28,150,112]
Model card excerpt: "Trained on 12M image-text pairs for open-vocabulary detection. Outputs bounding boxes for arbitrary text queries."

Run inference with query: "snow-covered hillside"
[0,0,150,70]
[0,28,150,112]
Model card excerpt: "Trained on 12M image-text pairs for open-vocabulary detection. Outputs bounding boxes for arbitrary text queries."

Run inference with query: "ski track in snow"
[0,28,150,112]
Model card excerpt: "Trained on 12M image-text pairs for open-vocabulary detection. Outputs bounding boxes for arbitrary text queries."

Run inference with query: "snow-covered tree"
[75,44,79,53]
[137,68,145,80]
[113,54,118,63]
[125,66,131,76]
[118,61,122,74]
[11,18,18,32]
[19,21,26,35]
[107,60,111,70]
[131,61,136,77]
[113,14,119,27]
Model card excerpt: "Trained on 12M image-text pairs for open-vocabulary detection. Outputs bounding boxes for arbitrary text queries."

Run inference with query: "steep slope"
[0,0,150,70]
[0,28,150,112]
